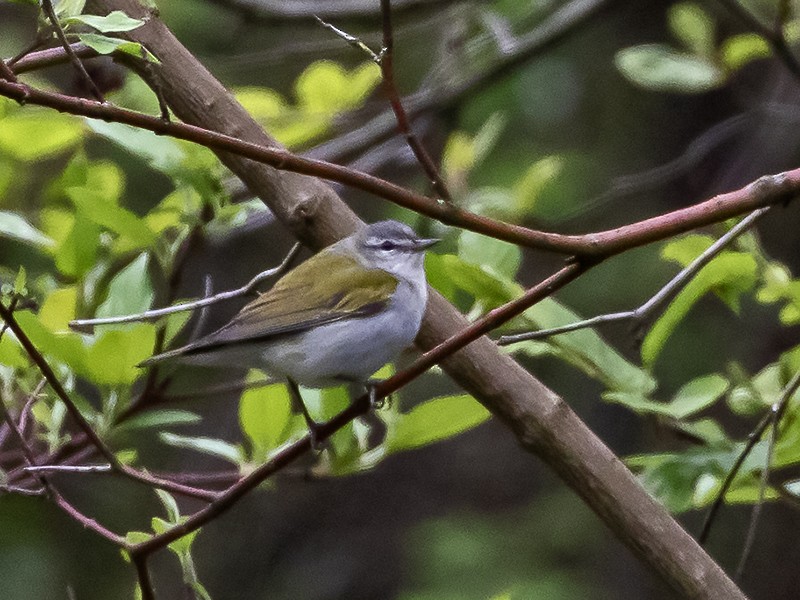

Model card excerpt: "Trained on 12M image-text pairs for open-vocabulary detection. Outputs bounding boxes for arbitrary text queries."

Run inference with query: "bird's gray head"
[344,220,438,279]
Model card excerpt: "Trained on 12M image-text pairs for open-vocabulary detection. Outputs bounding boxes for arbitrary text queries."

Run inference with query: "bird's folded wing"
[177,252,398,354]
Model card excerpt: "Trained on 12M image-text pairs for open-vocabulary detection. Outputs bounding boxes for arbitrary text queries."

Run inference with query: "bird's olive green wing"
[184,251,398,353]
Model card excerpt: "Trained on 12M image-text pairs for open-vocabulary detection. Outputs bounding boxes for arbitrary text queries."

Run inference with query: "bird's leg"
[364,379,392,410]
[287,379,321,451]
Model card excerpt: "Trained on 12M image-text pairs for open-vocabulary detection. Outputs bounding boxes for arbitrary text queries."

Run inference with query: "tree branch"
[0,301,220,502]
[0,74,796,258]
[71,1,751,596]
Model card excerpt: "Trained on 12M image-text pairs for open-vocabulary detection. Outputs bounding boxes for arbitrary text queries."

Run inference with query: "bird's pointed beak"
[415,237,440,250]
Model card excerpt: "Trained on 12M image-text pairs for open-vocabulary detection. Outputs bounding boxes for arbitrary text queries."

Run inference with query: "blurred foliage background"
[3,0,800,598]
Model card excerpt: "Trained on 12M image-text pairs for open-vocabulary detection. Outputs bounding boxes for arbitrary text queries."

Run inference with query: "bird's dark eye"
[380,240,397,251]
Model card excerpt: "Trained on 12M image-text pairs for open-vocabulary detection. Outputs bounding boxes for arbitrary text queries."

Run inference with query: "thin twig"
[0,58,18,82]
[0,301,219,501]
[313,16,380,62]
[0,391,126,545]
[208,0,451,20]
[123,262,585,558]
[70,242,302,329]
[0,75,797,256]
[24,464,113,474]
[0,301,121,467]
[308,0,611,165]
[9,42,98,74]
[735,403,779,581]
[315,7,453,202]
[39,0,105,102]
[499,208,770,344]
[18,378,47,437]
[0,295,19,342]
[700,369,800,544]
[378,0,452,202]
[133,555,156,600]
[0,484,46,496]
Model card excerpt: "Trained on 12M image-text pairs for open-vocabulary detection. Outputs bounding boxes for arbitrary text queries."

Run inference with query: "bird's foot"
[365,380,392,410]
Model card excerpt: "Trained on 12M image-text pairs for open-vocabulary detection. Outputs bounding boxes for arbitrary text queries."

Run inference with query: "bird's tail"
[137,344,194,368]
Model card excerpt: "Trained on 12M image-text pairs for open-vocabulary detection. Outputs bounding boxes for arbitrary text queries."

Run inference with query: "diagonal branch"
[69,242,302,330]
[25,1,754,596]
[0,391,127,546]
[0,301,219,502]
[39,0,105,101]
[378,0,452,201]
[499,207,770,344]
[0,74,797,257]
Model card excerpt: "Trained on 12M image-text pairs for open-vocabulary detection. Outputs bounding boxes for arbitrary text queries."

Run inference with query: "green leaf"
[234,87,322,148]
[458,230,521,280]
[239,377,293,456]
[463,187,516,221]
[38,286,78,331]
[755,262,800,325]
[615,44,725,93]
[77,33,159,62]
[427,252,656,396]
[144,188,201,237]
[156,489,181,522]
[0,333,27,368]
[13,267,26,294]
[117,410,201,432]
[605,375,727,420]
[642,252,758,365]
[124,530,153,546]
[387,395,491,452]
[65,11,143,33]
[668,2,715,57]
[160,432,244,465]
[116,448,138,464]
[0,211,55,249]
[511,156,563,217]
[52,0,87,18]
[95,254,155,328]
[721,33,771,71]
[50,155,126,203]
[66,187,157,250]
[87,121,186,174]
[471,112,507,166]
[88,324,156,385]
[0,111,84,161]
[628,443,770,512]
[14,310,91,375]
[54,216,100,278]
[442,132,475,179]
[525,299,657,395]
[668,374,729,419]
[661,234,713,266]
[672,418,729,446]
[628,451,719,512]
[295,60,380,113]
[726,364,778,416]
[425,252,519,310]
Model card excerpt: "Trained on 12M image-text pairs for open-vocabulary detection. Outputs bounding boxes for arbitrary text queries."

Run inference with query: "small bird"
[140,221,438,395]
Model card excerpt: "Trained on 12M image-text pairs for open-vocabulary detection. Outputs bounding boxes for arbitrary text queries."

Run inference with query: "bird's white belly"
[262,281,425,387]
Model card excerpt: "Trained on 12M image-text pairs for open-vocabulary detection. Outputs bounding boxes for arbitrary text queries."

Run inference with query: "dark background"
[2,0,800,598]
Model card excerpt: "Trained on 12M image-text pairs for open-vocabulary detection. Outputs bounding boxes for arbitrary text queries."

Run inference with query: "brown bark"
[83,2,747,597]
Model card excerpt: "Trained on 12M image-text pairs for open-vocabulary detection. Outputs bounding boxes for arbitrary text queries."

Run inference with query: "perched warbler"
[140,220,438,389]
